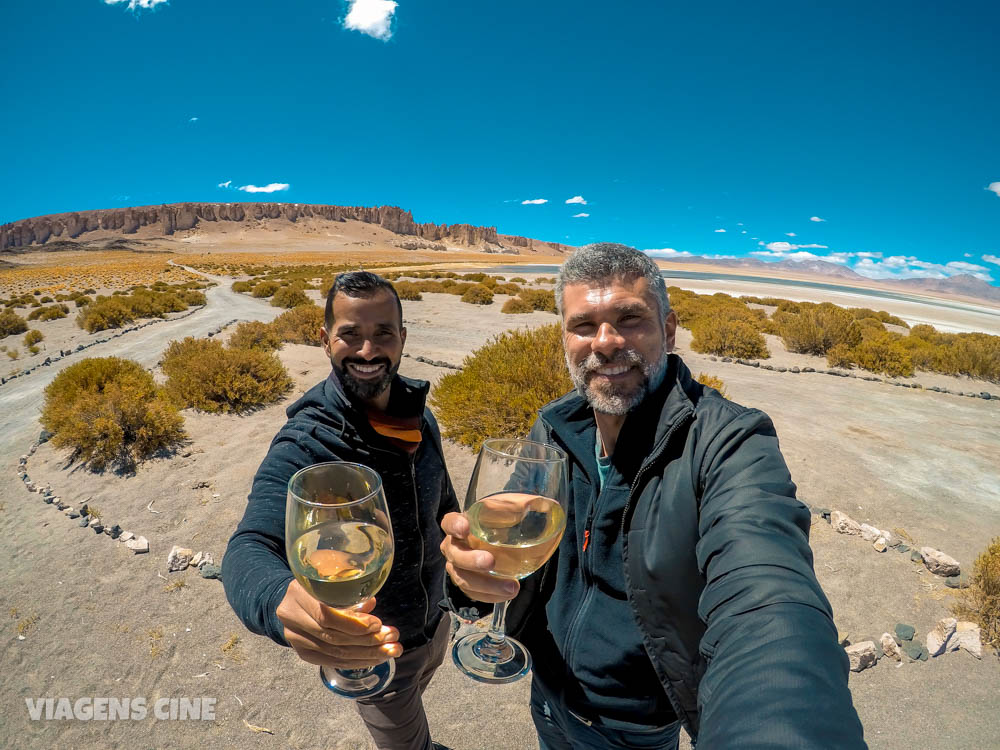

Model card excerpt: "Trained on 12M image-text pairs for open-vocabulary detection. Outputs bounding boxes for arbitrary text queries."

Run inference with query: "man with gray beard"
[440,244,865,748]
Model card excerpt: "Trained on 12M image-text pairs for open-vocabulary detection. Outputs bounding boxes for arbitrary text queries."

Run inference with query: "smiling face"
[321,288,406,408]
[561,276,676,415]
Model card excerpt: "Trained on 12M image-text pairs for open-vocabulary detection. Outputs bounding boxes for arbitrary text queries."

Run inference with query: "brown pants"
[355,615,451,750]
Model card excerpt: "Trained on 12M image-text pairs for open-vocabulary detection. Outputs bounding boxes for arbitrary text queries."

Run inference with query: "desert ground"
[1,259,999,750]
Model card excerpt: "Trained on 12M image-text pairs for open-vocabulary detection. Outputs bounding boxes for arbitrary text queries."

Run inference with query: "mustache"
[576,349,643,374]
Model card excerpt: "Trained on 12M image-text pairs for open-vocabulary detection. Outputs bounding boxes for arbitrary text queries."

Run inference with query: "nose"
[358,338,378,359]
[592,322,625,358]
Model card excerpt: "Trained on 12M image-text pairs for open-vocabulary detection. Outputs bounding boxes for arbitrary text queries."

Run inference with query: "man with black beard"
[223,272,460,750]
[441,244,866,748]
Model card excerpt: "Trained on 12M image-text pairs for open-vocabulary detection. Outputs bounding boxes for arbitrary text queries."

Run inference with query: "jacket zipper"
[409,461,430,629]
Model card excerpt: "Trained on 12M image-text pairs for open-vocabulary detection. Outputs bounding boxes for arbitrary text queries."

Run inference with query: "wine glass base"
[452,632,532,684]
[320,659,395,699]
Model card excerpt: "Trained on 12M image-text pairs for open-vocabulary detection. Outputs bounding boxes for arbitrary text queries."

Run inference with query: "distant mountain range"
[2,203,997,305]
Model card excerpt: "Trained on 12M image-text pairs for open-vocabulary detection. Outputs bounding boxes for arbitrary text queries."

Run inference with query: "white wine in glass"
[453,438,567,683]
[286,462,395,699]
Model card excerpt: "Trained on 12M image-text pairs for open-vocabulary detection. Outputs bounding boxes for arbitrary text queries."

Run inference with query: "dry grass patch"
[951,537,1000,653]
[696,373,730,399]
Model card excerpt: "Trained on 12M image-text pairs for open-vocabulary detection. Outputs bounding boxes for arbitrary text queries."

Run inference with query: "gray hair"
[555,242,670,323]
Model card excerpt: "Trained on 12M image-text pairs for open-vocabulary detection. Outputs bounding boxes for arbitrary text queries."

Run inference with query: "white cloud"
[986,182,1000,197]
[809,216,826,222]
[565,196,587,205]
[750,237,758,240]
[572,213,590,218]
[521,199,548,205]
[945,260,988,273]
[217,180,232,189]
[852,255,994,282]
[645,248,692,257]
[737,222,744,226]
[763,241,828,252]
[785,232,797,237]
[343,0,398,41]
[189,116,199,122]
[740,230,747,234]
[238,183,290,193]
[983,254,1000,266]
[964,252,972,257]
[854,251,882,259]
[714,229,726,233]
[104,0,168,9]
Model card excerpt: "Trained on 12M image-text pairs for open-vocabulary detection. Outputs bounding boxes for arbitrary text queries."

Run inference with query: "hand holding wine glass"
[446,438,567,684]
[284,462,398,699]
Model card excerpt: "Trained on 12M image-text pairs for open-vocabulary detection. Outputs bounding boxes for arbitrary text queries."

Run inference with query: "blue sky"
[2,0,998,284]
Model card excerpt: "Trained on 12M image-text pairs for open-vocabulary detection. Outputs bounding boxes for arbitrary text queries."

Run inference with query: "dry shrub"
[28,304,69,322]
[231,281,254,293]
[77,296,135,332]
[951,537,1000,653]
[690,314,770,359]
[849,332,914,377]
[271,304,324,345]
[696,373,730,398]
[0,309,28,338]
[251,281,281,298]
[24,329,43,346]
[461,285,494,305]
[162,337,292,413]
[775,303,861,355]
[40,357,185,472]
[393,281,423,301]
[75,295,92,307]
[271,286,311,308]
[431,323,573,451]
[517,289,557,314]
[510,277,527,284]
[826,343,854,369]
[494,283,523,295]
[501,298,534,314]
[229,321,282,352]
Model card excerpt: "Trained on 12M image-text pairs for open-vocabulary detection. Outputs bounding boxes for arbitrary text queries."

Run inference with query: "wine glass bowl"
[453,439,567,684]
[286,462,396,699]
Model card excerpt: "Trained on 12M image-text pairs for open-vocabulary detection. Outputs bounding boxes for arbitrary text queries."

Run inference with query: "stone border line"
[707,356,997,403]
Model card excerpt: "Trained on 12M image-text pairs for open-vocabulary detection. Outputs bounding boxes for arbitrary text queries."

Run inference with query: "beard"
[566,347,669,416]
[332,356,400,404]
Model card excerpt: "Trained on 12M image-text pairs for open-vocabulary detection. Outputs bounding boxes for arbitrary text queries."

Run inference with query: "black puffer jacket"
[501,354,866,747]
[223,374,459,650]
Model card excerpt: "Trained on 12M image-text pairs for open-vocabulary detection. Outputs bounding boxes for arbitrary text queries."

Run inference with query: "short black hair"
[324,271,403,331]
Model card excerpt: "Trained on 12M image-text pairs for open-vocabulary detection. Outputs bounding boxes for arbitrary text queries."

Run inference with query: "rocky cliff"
[0,203,566,253]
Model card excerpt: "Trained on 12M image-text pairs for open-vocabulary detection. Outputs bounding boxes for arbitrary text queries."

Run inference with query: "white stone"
[119,531,135,542]
[920,547,961,577]
[126,536,149,554]
[846,641,878,672]
[198,552,214,568]
[880,633,901,662]
[951,622,982,659]
[191,551,204,568]
[167,545,193,572]
[926,617,957,656]
[873,537,888,553]
[831,511,862,535]
[860,523,881,542]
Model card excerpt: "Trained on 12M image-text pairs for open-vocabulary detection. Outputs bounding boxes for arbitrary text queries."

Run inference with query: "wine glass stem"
[486,600,509,646]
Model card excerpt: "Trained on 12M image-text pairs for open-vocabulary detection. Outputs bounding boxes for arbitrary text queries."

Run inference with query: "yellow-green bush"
[162,337,292,413]
[774,303,861,355]
[510,277,527,284]
[493,283,523,296]
[461,285,494,305]
[501,298,534,314]
[951,537,1000,652]
[393,281,423,301]
[251,281,281,298]
[40,357,185,472]
[826,343,855,369]
[75,295,92,307]
[0,309,28,338]
[229,321,283,352]
[849,332,914,377]
[431,324,573,451]
[690,314,770,359]
[232,280,254,293]
[517,289,557,314]
[28,304,69,322]
[271,304,324,345]
[271,286,311,308]
[696,373,730,399]
[24,329,43,347]
[77,297,135,332]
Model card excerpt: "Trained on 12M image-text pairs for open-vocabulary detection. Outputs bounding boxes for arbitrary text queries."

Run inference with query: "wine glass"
[452,438,567,683]
[286,462,396,699]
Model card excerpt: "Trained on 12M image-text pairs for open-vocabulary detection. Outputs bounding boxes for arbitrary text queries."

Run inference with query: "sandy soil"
[2,281,998,750]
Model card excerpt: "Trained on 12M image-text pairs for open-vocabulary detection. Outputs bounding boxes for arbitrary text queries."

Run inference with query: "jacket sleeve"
[694,407,866,748]
[221,431,315,647]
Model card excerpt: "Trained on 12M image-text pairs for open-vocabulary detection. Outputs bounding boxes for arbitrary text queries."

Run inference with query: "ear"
[664,310,677,352]
[400,326,407,348]
[320,326,331,357]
